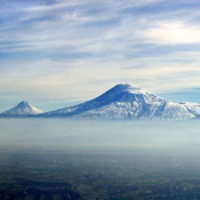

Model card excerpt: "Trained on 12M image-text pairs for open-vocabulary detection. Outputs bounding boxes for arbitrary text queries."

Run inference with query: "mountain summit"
[44,84,200,119]
[1,101,43,116]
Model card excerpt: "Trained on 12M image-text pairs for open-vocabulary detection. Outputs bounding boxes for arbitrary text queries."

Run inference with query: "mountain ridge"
[1,84,200,120]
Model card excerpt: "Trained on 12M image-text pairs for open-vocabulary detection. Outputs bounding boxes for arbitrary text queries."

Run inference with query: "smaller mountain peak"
[18,101,30,106]
[1,101,43,115]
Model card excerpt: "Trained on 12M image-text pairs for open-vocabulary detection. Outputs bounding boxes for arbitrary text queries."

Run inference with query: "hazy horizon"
[0,118,199,154]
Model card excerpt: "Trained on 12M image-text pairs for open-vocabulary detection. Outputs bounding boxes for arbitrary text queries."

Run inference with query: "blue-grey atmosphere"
[1,0,200,111]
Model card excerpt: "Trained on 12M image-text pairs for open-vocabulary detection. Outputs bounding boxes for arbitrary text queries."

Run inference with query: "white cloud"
[142,21,200,45]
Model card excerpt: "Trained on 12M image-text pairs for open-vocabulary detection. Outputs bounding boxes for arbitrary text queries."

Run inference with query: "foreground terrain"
[1,148,200,200]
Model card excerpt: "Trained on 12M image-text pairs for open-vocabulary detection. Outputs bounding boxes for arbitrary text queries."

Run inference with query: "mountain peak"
[111,83,149,95]
[46,83,163,118]
[112,83,132,89]
[1,101,43,116]
[18,101,30,107]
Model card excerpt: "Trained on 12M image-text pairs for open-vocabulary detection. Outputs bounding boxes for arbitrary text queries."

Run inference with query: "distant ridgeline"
[1,84,200,120]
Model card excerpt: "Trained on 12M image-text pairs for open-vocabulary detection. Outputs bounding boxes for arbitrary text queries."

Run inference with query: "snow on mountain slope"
[180,102,200,115]
[0,101,43,116]
[45,84,162,117]
[44,84,200,120]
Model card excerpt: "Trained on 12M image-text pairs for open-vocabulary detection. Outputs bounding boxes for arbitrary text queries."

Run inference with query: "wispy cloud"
[1,0,200,110]
[142,21,200,45]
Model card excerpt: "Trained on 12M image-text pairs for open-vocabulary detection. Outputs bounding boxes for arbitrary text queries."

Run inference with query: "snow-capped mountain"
[2,85,200,119]
[44,84,200,120]
[0,101,43,116]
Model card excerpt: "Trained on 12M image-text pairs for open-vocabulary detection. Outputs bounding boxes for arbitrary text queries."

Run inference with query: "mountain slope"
[44,84,200,120]
[0,101,43,116]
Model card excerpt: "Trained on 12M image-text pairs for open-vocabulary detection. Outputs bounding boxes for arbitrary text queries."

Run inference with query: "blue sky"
[1,0,200,111]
